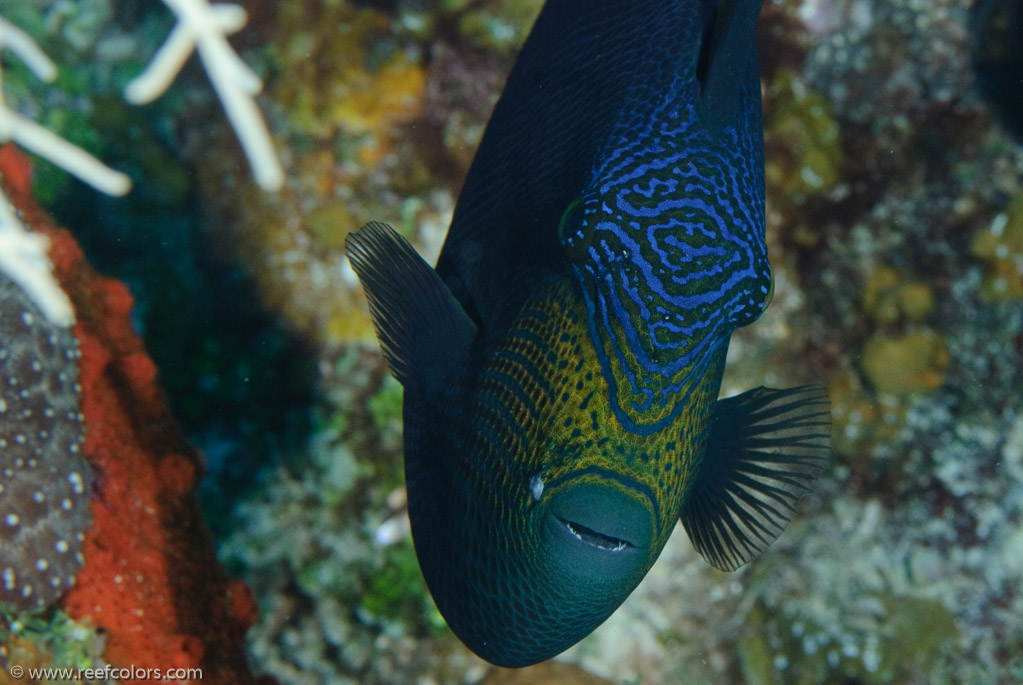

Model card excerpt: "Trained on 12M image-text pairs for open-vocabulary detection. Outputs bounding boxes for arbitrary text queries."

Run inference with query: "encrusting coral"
[0,270,91,612]
[1,144,258,683]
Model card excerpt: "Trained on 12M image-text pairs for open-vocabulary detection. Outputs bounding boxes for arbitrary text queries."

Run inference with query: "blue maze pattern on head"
[568,83,770,435]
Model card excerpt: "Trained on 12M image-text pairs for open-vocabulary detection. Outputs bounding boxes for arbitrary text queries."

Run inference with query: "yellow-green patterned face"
[400,278,728,667]
[518,281,719,555]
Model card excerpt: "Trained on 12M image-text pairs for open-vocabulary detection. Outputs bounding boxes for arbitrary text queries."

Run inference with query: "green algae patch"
[971,194,1023,302]
[860,329,948,397]
[764,69,843,208]
[862,266,936,324]
[306,204,361,250]
[827,370,929,496]
[0,608,103,677]
[368,376,404,433]
[358,537,443,635]
[456,0,544,53]
[871,596,959,683]
[270,3,427,165]
[736,604,776,685]
[738,596,958,685]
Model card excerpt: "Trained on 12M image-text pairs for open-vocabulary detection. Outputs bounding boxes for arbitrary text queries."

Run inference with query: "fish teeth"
[563,519,630,552]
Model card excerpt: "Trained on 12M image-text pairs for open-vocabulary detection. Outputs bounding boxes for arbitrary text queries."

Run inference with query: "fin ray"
[345,222,476,390]
[681,385,830,571]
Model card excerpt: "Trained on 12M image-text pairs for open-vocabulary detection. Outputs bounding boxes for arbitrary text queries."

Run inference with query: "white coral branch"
[125,0,284,191]
[0,108,133,196]
[0,15,138,326]
[0,194,74,326]
[0,17,132,197]
[0,16,57,82]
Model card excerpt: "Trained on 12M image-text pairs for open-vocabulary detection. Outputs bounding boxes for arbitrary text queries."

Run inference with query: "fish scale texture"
[438,0,768,436]
[0,272,91,611]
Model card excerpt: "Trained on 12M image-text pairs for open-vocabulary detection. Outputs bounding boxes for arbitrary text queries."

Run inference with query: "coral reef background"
[1,0,1022,683]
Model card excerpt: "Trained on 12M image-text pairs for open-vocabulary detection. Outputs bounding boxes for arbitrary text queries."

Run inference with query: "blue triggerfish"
[346,0,831,668]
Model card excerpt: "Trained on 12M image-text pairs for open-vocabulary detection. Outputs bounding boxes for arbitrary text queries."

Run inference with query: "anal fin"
[681,385,831,571]
[345,222,476,391]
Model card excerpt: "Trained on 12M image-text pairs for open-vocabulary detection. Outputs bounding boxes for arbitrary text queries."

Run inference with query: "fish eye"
[731,264,775,327]
[557,196,594,259]
[528,473,544,501]
[761,270,775,312]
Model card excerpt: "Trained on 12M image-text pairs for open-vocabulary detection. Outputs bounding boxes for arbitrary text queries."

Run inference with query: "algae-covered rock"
[826,369,902,468]
[271,3,426,153]
[357,537,441,633]
[454,0,544,53]
[862,266,936,324]
[860,329,949,396]
[219,349,481,682]
[0,609,104,677]
[738,595,958,685]
[764,68,843,208]
[970,194,1023,302]
[872,596,959,683]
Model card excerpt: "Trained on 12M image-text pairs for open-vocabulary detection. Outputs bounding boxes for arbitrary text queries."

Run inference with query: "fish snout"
[543,480,655,583]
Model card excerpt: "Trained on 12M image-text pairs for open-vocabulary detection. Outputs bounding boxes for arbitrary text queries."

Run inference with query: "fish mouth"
[556,516,634,552]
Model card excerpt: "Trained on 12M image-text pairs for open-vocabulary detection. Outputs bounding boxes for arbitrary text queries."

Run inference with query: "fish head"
[404,280,712,667]
[345,223,683,666]
[408,428,678,669]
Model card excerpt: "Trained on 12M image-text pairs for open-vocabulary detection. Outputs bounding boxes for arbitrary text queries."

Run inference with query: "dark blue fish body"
[971,0,1023,141]
[347,0,830,667]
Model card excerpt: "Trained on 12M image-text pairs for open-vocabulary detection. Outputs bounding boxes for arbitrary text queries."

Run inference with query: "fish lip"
[554,515,635,552]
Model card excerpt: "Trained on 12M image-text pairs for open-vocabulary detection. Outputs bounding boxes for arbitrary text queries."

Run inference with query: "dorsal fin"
[698,0,764,126]
[345,222,476,391]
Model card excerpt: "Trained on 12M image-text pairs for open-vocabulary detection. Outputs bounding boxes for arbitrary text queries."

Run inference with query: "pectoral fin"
[345,222,476,391]
[681,385,831,571]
